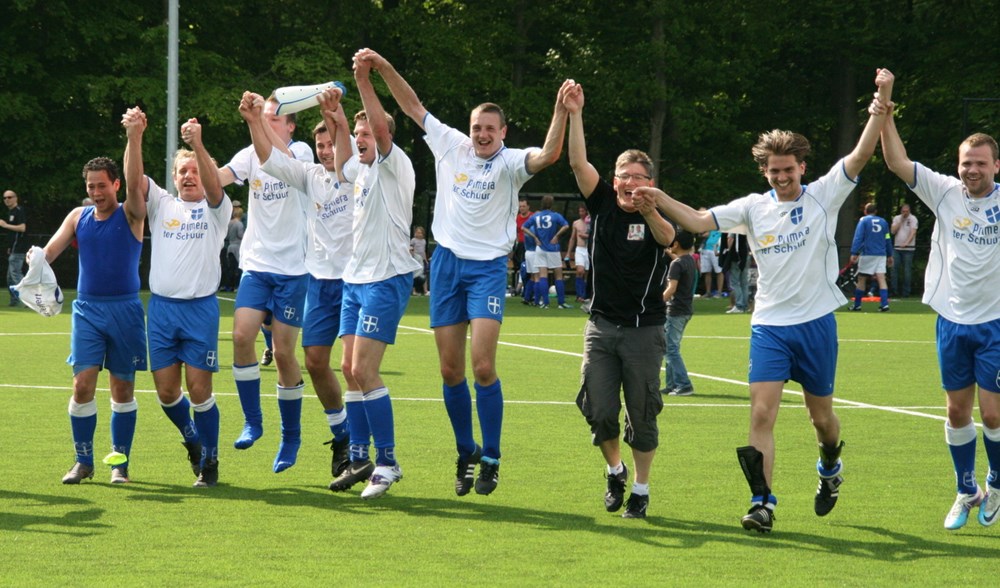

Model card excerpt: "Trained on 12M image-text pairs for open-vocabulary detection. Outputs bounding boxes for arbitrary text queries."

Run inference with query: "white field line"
[0,324,945,422]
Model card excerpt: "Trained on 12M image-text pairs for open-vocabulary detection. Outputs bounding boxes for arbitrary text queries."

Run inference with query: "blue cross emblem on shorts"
[790,207,803,225]
[283,306,295,320]
[206,351,217,368]
[362,314,379,333]
[487,296,501,316]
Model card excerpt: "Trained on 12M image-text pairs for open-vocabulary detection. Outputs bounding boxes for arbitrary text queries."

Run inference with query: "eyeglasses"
[614,173,651,182]
[2,197,14,200]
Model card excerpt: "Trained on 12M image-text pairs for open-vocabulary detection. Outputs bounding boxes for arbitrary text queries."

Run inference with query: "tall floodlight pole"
[166,0,179,194]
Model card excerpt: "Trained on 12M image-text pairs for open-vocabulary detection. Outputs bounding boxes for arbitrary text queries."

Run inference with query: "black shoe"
[323,437,351,477]
[193,459,219,487]
[474,459,500,495]
[604,464,629,512]
[622,493,649,518]
[455,445,482,496]
[183,441,203,476]
[815,473,843,516]
[879,305,890,312]
[62,462,94,484]
[260,348,274,366]
[741,505,774,533]
[328,460,375,492]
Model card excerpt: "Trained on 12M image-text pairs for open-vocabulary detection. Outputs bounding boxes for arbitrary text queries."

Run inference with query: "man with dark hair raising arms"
[355,48,572,495]
[879,83,1000,530]
[636,68,895,533]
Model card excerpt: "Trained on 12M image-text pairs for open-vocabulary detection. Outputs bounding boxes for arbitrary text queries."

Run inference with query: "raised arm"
[182,118,224,206]
[121,106,148,224]
[353,51,392,156]
[843,68,894,179]
[634,187,717,234]
[320,91,353,183]
[879,105,916,187]
[239,91,275,166]
[525,79,573,175]
[358,48,429,130]
[564,83,600,198]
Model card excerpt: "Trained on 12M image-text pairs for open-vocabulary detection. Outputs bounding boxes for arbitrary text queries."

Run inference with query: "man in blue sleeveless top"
[41,156,147,484]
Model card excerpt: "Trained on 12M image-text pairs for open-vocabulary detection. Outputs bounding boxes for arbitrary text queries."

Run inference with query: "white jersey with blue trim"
[910,162,1000,324]
[261,147,353,280]
[711,159,856,326]
[341,145,422,284]
[146,176,232,299]
[422,112,536,260]
[225,141,313,275]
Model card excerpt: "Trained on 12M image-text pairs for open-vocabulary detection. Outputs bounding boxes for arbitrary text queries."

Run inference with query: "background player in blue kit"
[522,194,570,309]
[849,202,893,312]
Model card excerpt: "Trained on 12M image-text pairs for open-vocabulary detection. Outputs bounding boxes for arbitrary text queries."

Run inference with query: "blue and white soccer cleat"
[944,487,983,530]
[978,488,1000,527]
[361,465,403,500]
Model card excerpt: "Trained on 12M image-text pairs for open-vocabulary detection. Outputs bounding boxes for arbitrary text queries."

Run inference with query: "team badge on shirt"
[627,224,645,241]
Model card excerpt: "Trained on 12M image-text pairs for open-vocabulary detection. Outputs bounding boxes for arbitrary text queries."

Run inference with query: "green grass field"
[1,293,997,586]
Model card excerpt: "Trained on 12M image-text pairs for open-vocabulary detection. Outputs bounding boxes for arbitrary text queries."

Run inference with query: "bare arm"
[322,96,353,183]
[525,79,573,175]
[843,68,894,179]
[353,52,392,156]
[552,223,570,245]
[566,223,578,253]
[41,208,82,264]
[0,219,25,232]
[359,48,429,130]
[634,187,717,234]
[663,278,679,302]
[880,107,916,186]
[182,118,224,206]
[634,191,676,247]
[564,84,600,198]
[239,92,275,166]
[121,107,148,232]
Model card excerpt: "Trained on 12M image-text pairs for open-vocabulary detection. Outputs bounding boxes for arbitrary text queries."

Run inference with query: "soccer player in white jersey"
[196,95,314,473]
[122,107,232,487]
[879,84,1000,529]
[241,88,360,490]
[636,68,895,533]
[355,47,573,495]
[316,50,422,500]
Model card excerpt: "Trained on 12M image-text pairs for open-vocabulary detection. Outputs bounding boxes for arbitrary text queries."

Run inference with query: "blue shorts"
[302,276,344,348]
[936,316,1000,392]
[235,270,308,328]
[748,313,838,396]
[68,294,148,379]
[339,274,411,344]
[429,246,507,328]
[147,294,221,372]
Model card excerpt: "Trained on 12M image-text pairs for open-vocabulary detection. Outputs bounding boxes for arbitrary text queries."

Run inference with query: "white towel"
[15,246,64,317]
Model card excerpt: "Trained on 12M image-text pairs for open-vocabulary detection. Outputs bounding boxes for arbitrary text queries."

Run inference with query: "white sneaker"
[360,465,403,500]
[945,487,983,530]
[979,487,1000,526]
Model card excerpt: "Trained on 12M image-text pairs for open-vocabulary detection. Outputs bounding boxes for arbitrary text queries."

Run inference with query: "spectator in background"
[699,219,724,297]
[223,201,244,292]
[522,194,571,309]
[410,226,429,295]
[662,229,696,396]
[2,190,28,306]
[890,203,917,297]
[511,199,532,295]
[725,233,751,314]
[849,202,893,312]
[567,203,591,302]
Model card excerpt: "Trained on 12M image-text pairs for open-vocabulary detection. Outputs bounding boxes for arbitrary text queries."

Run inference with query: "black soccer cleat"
[455,446,482,496]
[622,493,649,519]
[323,437,351,478]
[328,460,375,492]
[183,441,203,476]
[193,459,219,487]
[604,464,629,512]
[474,459,500,495]
[741,505,774,533]
[62,462,95,484]
[815,472,843,516]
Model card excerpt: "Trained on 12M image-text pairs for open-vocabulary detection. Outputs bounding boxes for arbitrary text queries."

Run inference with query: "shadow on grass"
[89,483,1000,561]
[0,489,111,536]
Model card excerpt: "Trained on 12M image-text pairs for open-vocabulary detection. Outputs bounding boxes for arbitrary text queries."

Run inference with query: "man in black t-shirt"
[1,190,28,306]
[565,83,674,520]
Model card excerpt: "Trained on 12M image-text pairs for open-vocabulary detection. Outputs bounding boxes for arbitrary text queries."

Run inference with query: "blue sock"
[69,399,97,467]
[984,427,1000,489]
[110,400,138,464]
[233,363,262,426]
[325,407,349,442]
[476,379,504,460]
[537,278,549,305]
[363,387,396,466]
[523,280,534,303]
[575,277,587,299]
[880,288,889,307]
[160,395,199,443]
[274,382,304,473]
[947,421,978,494]
[555,280,566,305]
[192,396,220,465]
[345,390,371,462]
[443,380,476,457]
[261,326,273,350]
[853,288,863,307]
